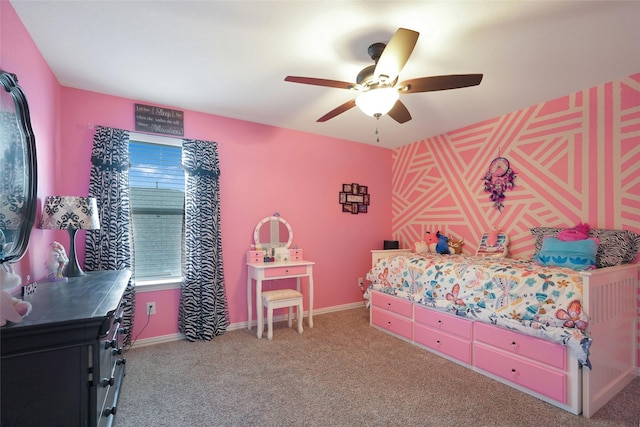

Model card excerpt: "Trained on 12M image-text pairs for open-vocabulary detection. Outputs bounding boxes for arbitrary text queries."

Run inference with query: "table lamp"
[40,196,100,277]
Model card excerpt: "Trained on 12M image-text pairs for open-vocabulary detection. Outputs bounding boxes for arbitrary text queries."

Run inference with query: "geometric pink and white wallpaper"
[392,72,640,259]
[391,72,640,367]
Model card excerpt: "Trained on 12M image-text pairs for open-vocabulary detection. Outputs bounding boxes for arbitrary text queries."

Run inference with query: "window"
[129,133,184,281]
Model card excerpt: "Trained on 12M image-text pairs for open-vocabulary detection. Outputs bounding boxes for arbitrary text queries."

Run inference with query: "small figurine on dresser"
[44,241,69,281]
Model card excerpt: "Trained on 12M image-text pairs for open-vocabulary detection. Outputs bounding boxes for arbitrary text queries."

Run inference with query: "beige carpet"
[116,307,639,427]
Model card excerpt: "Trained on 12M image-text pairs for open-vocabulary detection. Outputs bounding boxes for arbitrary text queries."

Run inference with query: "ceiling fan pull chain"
[375,126,380,143]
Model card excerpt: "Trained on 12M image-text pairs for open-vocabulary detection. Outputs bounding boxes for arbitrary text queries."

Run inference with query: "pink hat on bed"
[557,222,592,242]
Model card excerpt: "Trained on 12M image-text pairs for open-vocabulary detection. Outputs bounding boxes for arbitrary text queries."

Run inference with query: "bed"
[366,231,638,417]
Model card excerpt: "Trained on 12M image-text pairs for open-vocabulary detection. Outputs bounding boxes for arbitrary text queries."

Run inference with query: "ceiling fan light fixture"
[355,87,399,118]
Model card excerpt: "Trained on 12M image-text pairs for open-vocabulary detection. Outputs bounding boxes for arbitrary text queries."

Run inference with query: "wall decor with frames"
[339,183,369,214]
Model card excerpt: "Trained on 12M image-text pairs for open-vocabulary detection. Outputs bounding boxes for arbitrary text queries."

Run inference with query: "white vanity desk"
[246,259,315,338]
[246,214,315,339]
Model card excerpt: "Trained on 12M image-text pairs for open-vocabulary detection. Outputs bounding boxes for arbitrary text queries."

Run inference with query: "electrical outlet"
[358,277,364,288]
[146,302,156,315]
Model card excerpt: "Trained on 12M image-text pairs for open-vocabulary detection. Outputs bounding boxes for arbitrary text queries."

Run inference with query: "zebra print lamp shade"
[40,196,100,277]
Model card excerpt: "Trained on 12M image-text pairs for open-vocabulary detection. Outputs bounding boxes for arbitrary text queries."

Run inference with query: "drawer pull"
[437,320,443,324]
[102,406,117,417]
[387,321,392,325]
[511,368,518,375]
[103,339,117,350]
[387,302,392,306]
[116,358,127,366]
[101,377,115,387]
[112,348,123,355]
[436,340,441,345]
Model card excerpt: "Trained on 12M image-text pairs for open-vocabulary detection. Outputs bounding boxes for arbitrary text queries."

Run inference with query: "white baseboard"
[130,332,186,348]
[129,301,367,348]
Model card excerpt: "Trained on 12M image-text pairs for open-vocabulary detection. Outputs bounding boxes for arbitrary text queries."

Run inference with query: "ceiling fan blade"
[285,76,354,90]
[387,100,412,124]
[317,99,357,122]
[399,74,483,93]
[373,28,419,84]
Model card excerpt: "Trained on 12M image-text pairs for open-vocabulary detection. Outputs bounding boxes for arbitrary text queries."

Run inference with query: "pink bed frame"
[370,249,638,417]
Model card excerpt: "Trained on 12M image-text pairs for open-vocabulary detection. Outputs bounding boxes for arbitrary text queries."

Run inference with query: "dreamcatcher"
[482,156,516,211]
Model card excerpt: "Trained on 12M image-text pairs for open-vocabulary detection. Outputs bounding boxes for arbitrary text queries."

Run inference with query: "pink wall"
[391,72,640,366]
[3,0,393,340]
[4,0,638,364]
[392,73,640,255]
[1,0,61,280]
[59,88,392,340]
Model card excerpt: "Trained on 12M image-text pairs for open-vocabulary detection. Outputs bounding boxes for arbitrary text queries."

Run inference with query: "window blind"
[129,137,184,279]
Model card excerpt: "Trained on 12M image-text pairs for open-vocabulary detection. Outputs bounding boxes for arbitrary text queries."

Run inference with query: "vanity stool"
[261,289,303,340]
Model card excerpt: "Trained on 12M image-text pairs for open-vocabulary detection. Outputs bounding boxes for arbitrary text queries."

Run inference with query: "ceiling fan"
[285,28,483,124]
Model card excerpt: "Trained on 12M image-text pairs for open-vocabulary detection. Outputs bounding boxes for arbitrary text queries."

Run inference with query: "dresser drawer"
[474,322,566,370]
[371,291,413,318]
[414,305,472,339]
[414,323,472,364]
[264,265,307,278]
[247,251,264,263]
[475,343,567,403]
[289,248,303,261]
[371,307,413,340]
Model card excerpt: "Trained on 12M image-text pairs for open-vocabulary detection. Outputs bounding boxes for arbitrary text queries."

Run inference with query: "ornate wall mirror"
[0,70,38,264]
[253,215,293,250]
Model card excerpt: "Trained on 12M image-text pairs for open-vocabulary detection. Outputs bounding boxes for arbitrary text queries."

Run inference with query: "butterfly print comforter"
[366,254,592,368]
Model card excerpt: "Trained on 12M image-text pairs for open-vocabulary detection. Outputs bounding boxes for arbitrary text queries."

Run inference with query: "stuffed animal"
[435,231,450,255]
[1,291,32,326]
[0,268,32,326]
[414,240,429,254]
[448,237,464,254]
[424,231,439,253]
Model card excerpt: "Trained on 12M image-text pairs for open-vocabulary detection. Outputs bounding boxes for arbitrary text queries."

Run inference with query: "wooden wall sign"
[135,103,184,136]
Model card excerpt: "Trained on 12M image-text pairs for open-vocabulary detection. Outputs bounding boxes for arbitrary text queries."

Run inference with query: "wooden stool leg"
[267,305,274,340]
[287,306,293,327]
[296,301,303,334]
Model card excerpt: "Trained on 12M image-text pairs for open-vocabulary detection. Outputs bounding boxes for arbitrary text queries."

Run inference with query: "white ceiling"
[10,1,640,149]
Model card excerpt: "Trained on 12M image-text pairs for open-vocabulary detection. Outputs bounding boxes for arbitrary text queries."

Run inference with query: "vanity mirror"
[253,214,293,250]
[0,70,38,264]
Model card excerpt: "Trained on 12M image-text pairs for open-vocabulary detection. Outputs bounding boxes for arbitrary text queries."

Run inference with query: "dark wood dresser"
[1,270,131,427]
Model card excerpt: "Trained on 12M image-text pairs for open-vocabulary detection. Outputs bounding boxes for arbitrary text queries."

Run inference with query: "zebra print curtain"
[178,139,229,340]
[85,126,135,346]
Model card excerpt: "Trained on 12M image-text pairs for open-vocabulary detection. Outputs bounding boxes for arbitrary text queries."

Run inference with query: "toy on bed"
[435,231,450,254]
[475,229,509,257]
[425,231,438,252]
[447,236,464,254]
[414,230,442,254]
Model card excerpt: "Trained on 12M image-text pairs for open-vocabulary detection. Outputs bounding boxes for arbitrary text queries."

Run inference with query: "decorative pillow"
[534,237,598,270]
[531,227,640,268]
[476,231,509,257]
[588,229,640,267]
